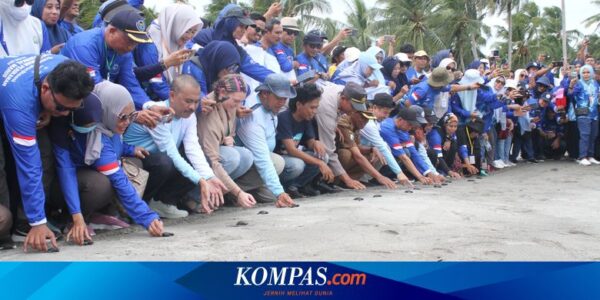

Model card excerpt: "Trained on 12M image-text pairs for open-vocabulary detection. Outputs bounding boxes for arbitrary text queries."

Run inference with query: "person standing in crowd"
[382,55,410,103]
[569,65,600,166]
[197,75,260,210]
[296,31,330,78]
[31,0,70,50]
[61,6,170,127]
[124,75,227,217]
[184,41,241,98]
[407,50,429,85]
[379,106,436,184]
[495,80,518,167]
[272,17,300,79]
[0,0,51,56]
[236,73,297,208]
[328,46,346,78]
[59,0,83,36]
[407,67,479,111]
[133,3,202,101]
[433,58,458,118]
[239,13,265,46]
[51,82,164,245]
[192,5,274,83]
[276,83,332,198]
[360,94,413,186]
[0,54,94,252]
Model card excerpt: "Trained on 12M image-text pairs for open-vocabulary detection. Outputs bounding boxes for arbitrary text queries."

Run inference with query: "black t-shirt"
[275,110,315,153]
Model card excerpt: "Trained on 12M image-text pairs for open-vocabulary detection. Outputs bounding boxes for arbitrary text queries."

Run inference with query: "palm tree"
[582,0,600,33]
[344,0,373,50]
[486,0,523,69]
[252,0,331,27]
[373,0,445,51]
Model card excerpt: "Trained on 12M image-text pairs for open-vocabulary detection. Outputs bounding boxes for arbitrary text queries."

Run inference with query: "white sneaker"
[588,158,600,165]
[578,158,592,166]
[491,160,505,169]
[507,161,517,167]
[149,199,188,219]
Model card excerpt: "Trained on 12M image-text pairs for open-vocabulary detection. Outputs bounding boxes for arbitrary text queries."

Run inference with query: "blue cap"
[526,61,540,70]
[109,8,151,43]
[536,76,552,88]
[255,74,297,99]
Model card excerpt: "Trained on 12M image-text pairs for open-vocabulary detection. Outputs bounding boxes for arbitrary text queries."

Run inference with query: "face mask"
[70,123,97,134]
[9,4,32,21]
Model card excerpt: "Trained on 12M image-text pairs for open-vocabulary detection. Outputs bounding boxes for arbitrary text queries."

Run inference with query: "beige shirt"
[314,82,346,176]
[197,92,242,196]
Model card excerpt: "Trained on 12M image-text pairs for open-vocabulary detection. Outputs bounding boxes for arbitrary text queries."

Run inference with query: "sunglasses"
[51,89,84,112]
[520,74,526,78]
[284,29,298,36]
[249,24,265,35]
[496,81,506,85]
[14,0,34,7]
[308,44,322,49]
[446,66,457,72]
[117,111,138,123]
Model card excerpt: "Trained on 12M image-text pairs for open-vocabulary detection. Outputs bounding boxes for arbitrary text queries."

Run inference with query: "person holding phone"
[406,50,429,85]
[569,65,600,166]
[133,3,203,101]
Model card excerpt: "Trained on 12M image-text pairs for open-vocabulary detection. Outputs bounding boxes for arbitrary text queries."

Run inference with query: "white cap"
[394,52,411,62]
[505,79,518,89]
[344,47,361,62]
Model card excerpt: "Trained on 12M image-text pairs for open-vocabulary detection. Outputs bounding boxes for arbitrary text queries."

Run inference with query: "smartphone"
[159,113,172,124]
[350,28,358,36]
[418,74,426,80]
[570,71,578,79]
[384,35,394,42]
[183,49,195,60]
[492,49,499,57]
[552,61,563,67]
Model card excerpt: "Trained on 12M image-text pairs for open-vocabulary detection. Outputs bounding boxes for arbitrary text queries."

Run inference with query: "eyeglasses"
[51,89,84,112]
[14,0,34,7]
[446,66,457,72]
[226,63,240,74]
[308,44,322,49]
[117,111,138,122]
[284,29,298,36]
[401,62,412,67]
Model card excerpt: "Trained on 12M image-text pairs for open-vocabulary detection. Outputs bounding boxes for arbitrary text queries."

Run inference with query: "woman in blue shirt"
[570,65,600,166]
[51,81,164,245]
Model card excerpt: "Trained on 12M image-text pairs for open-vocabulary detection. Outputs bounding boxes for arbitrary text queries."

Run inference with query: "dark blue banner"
[1,262,599,299]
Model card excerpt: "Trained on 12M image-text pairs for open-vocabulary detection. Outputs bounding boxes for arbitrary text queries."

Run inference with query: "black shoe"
[314,181,343,194]
[298,185,320,197]
[528,159,539,163]
[286,186,305,199]
[12,220,63,242]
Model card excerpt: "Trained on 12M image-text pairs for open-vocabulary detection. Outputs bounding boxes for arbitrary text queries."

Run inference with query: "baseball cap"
[423,107,438,124]
[372,93,395,108]
[303,33,323,45]
[281,17,300,32]
[109,9,152,43]
[396,107,422,128]
[255,73,297,99]
[414,50,429,60]
[100,0,130,23]
[224,6,254,26]
[409,105,428,125]
[526,61,540,71]
[540,92,553,103]
[394,53,412,62]
[342,82,368,112]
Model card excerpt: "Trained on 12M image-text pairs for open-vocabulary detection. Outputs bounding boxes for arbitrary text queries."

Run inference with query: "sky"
[145,0,598,53]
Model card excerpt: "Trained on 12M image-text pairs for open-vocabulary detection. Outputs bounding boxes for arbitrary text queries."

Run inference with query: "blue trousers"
[219,146,254,180]
[577,118,599,159]
[280,151,328,189]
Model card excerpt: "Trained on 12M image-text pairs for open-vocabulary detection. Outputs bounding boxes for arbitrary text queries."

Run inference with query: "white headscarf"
[0,0,45,56]
[458,69,483,114]
[84,81,134,165]
[147,3,202,82]
[434,58,457,118]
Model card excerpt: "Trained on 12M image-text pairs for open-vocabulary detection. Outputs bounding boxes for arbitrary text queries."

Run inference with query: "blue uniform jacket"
[61,28,151,110]
[295,52,328,76]
[407,80,451,110]
[271,42,294,73]
[132,42,170,101]
[379,118,431,175]
[0,54,67,225]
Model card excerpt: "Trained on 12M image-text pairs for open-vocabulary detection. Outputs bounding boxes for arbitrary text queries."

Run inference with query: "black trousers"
[566,121,580,159]
[141,151,196,206]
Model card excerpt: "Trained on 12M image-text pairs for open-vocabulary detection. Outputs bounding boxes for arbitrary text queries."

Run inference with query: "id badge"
[469,155,476,164]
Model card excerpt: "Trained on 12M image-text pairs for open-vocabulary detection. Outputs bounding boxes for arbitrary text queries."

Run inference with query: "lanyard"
[466,127,474,155]
[104,42,116,81]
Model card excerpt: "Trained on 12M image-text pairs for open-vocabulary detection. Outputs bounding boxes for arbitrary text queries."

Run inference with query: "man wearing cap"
[0,54,95,251]
[379,106,438,184]
[527,91,554,161]
[315,82,379,190]
[272,17,299,75]
[407,67,480,111]
[335,108,396,189]
[295,31,329,78]
[407,50,429,85]
[538,102,567,160]
[61,6,170,128]
[358,94,412,186]
[236,73,297,208]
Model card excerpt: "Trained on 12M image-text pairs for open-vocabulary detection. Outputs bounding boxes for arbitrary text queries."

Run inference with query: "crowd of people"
[0,0,598,253]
